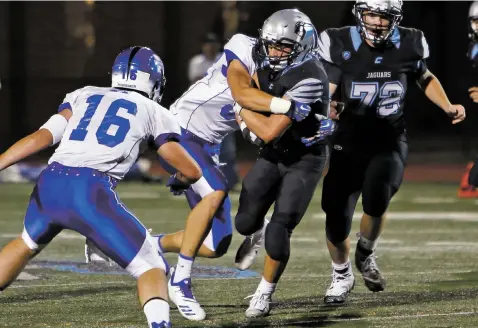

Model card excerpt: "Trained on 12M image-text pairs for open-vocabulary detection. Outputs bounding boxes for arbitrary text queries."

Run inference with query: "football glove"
[166,174,190,196]
[300,116,336,147]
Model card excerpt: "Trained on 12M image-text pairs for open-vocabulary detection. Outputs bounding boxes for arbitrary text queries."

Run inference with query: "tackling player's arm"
[238,107,292,144]
[156,142,201,184]
[227,61,293,115]
[0,109,72,171]
[153,107,201,184]
[418,69,466,124]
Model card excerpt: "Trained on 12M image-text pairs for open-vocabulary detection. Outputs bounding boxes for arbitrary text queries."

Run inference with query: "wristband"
[270,97,292,114]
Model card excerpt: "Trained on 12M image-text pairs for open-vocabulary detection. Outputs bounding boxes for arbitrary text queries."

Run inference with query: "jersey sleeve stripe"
[58,102,71,113]
[224,49,249,72]
[154,132,181,149]
[317,31,332,63]
[285,77,325,103]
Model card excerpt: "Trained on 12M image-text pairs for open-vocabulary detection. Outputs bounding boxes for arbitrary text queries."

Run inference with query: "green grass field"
[0,182,477,327]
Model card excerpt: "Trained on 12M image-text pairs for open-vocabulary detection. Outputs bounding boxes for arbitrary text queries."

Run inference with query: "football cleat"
[244,289,272,318]
[85,239,112,264]
[355,245,386,292]
[235,218,269,270]
[324,266,355,305]
[168,267,206,321]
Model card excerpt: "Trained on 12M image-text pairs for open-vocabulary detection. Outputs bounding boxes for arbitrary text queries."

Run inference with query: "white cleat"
[168,267,206,321]
[324,267,355,305]
[85,239,112,264]
[235,218,269,270]
[245,289,272,318]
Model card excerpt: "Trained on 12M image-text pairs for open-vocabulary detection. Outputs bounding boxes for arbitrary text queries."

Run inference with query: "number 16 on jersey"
[69,94,138,148]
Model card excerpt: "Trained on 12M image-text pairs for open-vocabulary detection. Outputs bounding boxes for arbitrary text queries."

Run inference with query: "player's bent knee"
[325,214,352,245]
[264,221,290,261]
[211,234,232,257]
[126,237,169,279]
[363,183,397,217]
[235,212,263,236]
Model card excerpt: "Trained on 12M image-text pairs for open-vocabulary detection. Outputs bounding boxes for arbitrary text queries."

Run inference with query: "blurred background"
[0,1,476,185]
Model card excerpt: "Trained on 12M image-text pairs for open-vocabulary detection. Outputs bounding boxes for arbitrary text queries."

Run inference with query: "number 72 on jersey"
[350,81,404,117]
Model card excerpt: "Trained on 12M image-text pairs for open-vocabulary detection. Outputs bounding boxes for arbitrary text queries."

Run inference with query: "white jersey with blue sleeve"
[49,86,180,180]
[170,34,257,144]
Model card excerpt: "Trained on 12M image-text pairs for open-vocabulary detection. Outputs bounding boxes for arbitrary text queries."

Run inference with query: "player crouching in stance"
[233,10,334,317]
[317,0,465,304]
[0,47,202,328]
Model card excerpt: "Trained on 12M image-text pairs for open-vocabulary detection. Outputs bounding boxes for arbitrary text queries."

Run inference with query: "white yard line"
[313,212,478,221]
[412,197,458,204]
[426,241,478,246]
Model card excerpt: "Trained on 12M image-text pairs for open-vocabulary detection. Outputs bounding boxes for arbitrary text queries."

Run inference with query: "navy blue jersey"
[318,26,429,144]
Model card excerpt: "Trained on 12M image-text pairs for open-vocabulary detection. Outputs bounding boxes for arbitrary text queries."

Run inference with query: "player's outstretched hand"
[446,104,466,124]
[468,86,478,103]
[166,173,190,196]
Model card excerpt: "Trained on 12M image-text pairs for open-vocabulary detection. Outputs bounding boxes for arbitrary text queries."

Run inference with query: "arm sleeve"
[223,34,256,75]
[152,105,182,149]
[58,88,83,113]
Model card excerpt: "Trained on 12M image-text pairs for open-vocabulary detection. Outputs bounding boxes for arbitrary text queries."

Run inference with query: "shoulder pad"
[397,27,429,59]
[318,26,356,65]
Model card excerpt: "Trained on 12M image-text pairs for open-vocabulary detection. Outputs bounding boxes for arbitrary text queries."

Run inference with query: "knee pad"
[265,220,290,261]
[235,212,263,236]
[363,182,397,217]
[325,213,352,245]
[213,234,232,257]
[125,236,169,279]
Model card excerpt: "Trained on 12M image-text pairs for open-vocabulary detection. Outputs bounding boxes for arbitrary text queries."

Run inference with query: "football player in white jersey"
[148,9,322,321]
[0,46,203,328]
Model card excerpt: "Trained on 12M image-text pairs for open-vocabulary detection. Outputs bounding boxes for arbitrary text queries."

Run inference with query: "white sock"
[143,298,170,327]
[358,235,378,251]
[173,253,194,283]
[258,276,276,295]
[332,260,351,273]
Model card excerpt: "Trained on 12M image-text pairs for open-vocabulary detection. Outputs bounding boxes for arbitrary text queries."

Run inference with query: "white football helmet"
[353,0,403,46]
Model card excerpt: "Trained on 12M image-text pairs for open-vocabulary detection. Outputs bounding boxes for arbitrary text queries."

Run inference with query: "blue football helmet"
[111,46,166,103]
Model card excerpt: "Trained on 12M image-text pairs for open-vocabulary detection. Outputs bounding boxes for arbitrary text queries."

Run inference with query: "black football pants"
[322,141,408,244]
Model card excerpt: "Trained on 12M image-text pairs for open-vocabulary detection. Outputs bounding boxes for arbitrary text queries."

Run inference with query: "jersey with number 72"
[317,26,429,139]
